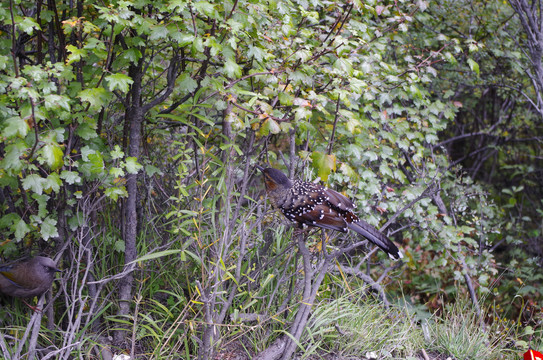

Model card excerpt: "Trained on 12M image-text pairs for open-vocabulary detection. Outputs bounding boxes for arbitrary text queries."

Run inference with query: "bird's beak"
[255,164,265,172]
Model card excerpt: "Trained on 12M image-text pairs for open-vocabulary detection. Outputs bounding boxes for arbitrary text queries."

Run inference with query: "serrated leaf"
[294,106,312,121]
[66,45,87,65]
[193,1,216,17]
[123,48,142,62]
[41,143,64,170]
[22,174,45,195]
[145,164,163,177]
[78,87,110,110]
[334,58,353,75]
[339,163,357,180]
[114,240,125,253]
[178,73,197,93]
[111,145,124,159]
[223,58,241,78]
[80,146,95,161]
[41,216,59,240]
[226,19,243,32]
[278,92,294,106]
[105,186,128,201]
[14,218,31,241]
[76,122,98,140]
[32,193,49,218]
[259,118,281,136]
[88,153,104,174]
[363,151,378,162]
[45,172,62,193]
[379,163,393,178]
[19,16,41,35]
[176,33,195,47]
[2,117,29,138]
[149,24,169,41]
[60,170,81,185]
[109,167,125,177]
[247,46,267,62]
[44,94,70,111]
[124,157,143,174]
[105,73,134,93]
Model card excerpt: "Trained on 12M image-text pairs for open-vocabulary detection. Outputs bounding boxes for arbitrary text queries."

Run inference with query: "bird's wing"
[323,187,357,211]
[0,267,23,288]
[288,204,349,232]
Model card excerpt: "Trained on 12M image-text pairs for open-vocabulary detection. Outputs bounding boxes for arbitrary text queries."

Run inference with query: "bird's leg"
[22,299,41,312]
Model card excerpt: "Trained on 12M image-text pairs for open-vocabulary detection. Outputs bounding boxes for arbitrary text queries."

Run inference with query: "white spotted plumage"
[259,166,403,260]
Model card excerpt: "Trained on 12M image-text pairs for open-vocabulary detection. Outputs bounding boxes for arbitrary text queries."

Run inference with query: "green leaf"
[334,58,353,76]
[78,87,111,110]
[88,152,105,174]
[247,46,267,62]
[259,118,281,136]
[124,157,143,174]
[278,92,294,106]
[19,16,41,35]
[149,24,169,41]
[145,164,163,177]
[41,216,59,240]
[193,1,216,17]
[113,240,126,253]
[379,163,393,178]
[111,145,124,159]
[2,117,29,138]
[294,106,312,121]
[32,193,49,218]
[467,58,479,76]
[175,33,195,47]
[363,150,378,162]
[60,170,82,185]
[109,167,125,177]
[223,58,241,78]
[44,172,62,193]
[311,152,336,182]
[76,122,98,140]
[523,326,534,336]
[114,240,125,253]
[127,249,183,265]
[105,73,134,93]
[178,73,198,93]
[123,48,142,63]
[105,186,128,201]
[41,143,64,170]
[22,174,45,195]
[81,146,95,161]
[0,143,24,172]
[44,94,71,111]
[14,218,31,241]
[339,163,357,180]
[66,45,87,65]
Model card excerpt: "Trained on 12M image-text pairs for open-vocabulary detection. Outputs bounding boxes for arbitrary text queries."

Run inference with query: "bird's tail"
[348,220,403,260]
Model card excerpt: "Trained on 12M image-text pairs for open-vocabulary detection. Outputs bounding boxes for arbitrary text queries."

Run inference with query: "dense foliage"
[0,0,540,358]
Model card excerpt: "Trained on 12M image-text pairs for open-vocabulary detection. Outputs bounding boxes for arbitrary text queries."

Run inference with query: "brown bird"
[256,166,403,260]
[0,256,60,299]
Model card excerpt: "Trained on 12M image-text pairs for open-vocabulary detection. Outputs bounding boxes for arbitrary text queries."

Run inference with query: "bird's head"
[256,165,292,191]
[33,256,61,275]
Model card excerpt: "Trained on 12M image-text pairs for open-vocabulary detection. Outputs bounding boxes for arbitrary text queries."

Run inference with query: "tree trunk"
[113,58,144,344]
